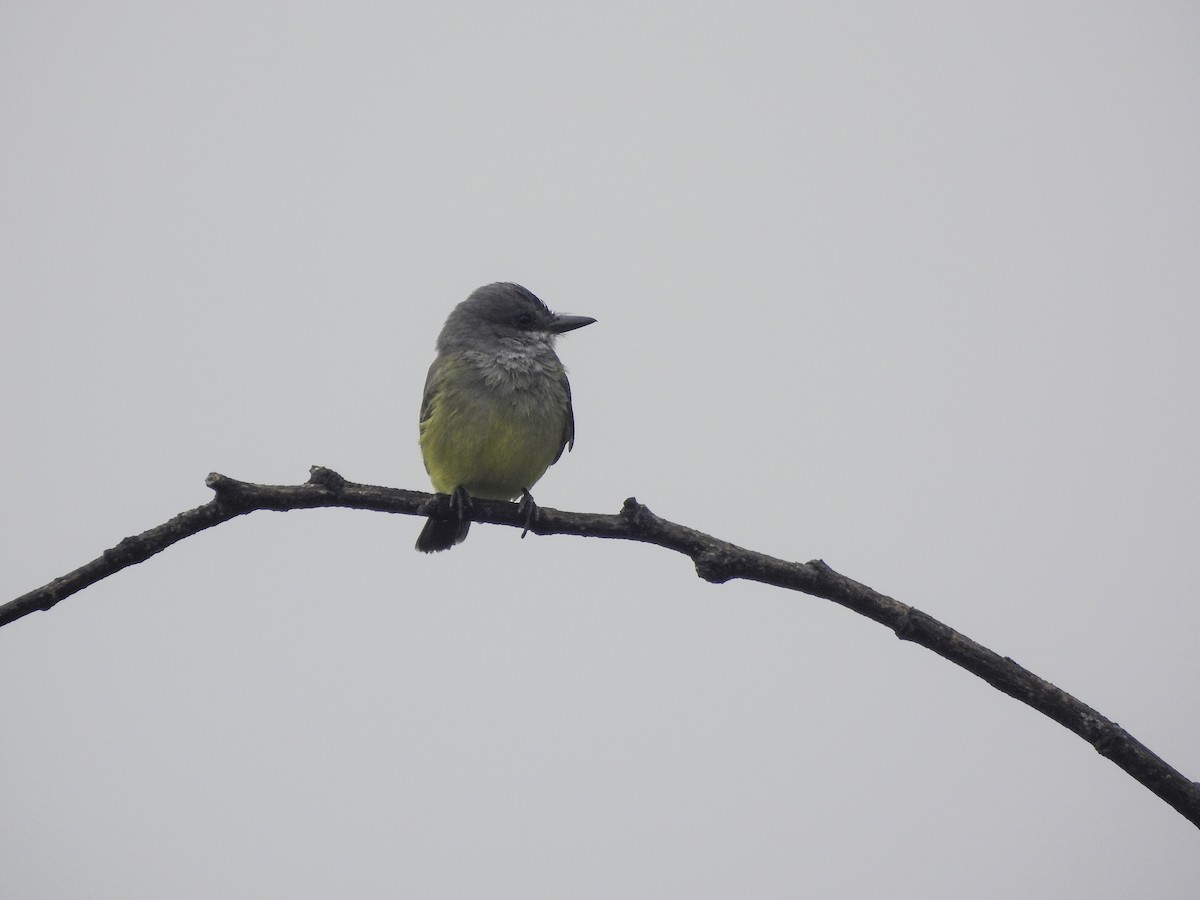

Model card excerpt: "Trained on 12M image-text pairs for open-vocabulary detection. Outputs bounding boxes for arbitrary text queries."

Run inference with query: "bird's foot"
[415,486,473,553]
[518,489,538,539]
[448,485,472,524]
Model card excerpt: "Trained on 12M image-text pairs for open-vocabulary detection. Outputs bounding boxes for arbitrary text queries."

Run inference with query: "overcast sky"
[3,2,1198,897]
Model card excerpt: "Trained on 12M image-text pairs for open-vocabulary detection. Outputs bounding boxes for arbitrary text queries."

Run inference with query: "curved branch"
[4,466,1198,829]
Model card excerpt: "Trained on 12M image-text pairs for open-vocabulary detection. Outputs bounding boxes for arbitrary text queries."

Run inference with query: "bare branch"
[5,466,1199,829]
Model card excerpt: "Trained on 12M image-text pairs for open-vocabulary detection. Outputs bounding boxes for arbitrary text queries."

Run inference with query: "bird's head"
[439,282,595,353]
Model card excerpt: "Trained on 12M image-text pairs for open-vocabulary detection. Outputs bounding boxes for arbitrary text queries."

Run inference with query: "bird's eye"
[513,312,535,328]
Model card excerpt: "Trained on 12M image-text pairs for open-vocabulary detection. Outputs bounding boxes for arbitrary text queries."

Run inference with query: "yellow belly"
[420,381,568,500]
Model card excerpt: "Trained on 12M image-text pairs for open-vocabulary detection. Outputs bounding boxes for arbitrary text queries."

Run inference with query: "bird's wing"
[554,369,575,463]
[419,358,442,425]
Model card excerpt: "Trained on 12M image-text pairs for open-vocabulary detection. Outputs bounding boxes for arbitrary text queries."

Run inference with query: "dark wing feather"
[419,358,442,425]
[553,369,575,464]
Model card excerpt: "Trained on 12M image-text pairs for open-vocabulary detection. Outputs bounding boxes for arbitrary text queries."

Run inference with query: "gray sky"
[3,2,1198,897]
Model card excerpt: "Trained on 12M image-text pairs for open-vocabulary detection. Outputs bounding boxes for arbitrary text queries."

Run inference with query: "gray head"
[437,282,596,353]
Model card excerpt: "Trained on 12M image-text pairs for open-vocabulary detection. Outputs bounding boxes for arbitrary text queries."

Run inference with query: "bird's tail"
[415,516,470,553]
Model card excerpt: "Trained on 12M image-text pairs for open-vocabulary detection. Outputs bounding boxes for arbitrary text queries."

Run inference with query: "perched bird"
[416,282,595,552]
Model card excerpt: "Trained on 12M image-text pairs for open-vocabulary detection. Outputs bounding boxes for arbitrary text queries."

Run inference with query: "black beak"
[549,314,597,334]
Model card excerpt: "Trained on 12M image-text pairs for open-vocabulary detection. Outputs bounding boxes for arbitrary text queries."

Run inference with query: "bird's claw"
[448,486,472,521]
[518,489,538,539]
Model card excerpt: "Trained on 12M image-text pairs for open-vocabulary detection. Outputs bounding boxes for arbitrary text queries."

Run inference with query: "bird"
[416,282,595,552]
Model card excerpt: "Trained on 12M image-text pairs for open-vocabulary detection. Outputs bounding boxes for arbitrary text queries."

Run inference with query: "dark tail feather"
[415,516,470,553]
